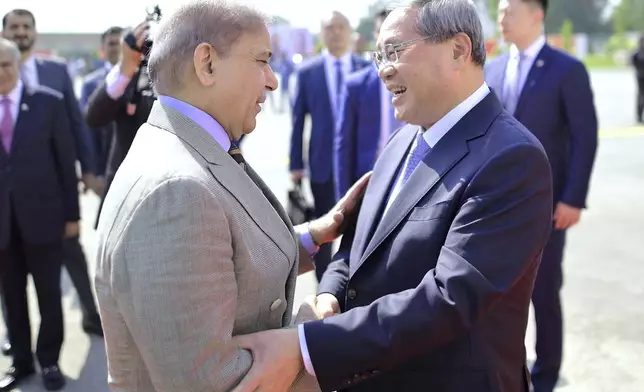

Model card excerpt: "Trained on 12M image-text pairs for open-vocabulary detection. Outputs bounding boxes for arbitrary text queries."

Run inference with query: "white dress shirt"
[298,82,492,376]
[20,55,39,88]
[1,80,23,128]
[322,49,352,124]
[502,35,546,102]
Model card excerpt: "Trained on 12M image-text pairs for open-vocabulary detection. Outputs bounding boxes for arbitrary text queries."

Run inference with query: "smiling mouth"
[391,86,407,97]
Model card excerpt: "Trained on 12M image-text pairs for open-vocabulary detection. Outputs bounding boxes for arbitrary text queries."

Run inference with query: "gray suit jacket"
[94,101,318,391]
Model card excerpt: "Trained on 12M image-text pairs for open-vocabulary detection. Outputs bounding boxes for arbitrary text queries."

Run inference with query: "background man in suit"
[0,38,77,391]
[80,26,124,191]
[289,11,370,282]
[85,20,156,227]
[486,1,598,391]
[334,9,404,200]
[94,2,367,390]
[229,1,553,392]
[2,9,104,341]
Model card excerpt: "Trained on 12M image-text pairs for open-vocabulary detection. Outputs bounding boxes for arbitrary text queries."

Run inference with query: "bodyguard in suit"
[334,9,404,200]
[229,2,553,392]
[486,1,598,391]
[3,8,105,339]
[290,11,370,281]
[94,2,367,391]
[0,38,76,391]
[80,26,123,183]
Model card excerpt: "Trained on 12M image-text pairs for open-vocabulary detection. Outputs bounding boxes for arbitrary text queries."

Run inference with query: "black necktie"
[228,141,246,171]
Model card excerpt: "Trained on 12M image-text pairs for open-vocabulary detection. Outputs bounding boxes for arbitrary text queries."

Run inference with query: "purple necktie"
[400,131,431,184]
[0,97,13,153]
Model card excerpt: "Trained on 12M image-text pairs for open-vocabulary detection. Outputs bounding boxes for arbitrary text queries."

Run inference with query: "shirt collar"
[422,82,490,148]
[3,79,24,105]
[22,55,37,72]
[157,95,232,152]
[322,48,352,68]
[510,35,546,61]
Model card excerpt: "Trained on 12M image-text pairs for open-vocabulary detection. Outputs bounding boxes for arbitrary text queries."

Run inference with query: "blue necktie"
[401,131,431,185]
[335,60,343,113]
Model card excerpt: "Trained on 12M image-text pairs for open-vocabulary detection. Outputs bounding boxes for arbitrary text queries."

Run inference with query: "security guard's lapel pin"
[536,59,545,68]
[21,103,29,112]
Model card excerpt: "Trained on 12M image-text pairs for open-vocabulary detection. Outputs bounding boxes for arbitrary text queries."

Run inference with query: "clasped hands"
[194,173,371,392]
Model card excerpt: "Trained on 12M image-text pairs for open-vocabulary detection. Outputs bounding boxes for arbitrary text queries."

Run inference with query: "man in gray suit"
[93,1,368,391]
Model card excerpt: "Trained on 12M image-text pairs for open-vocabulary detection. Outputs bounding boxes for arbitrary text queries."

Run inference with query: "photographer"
[633,35,644,124]
[85,20,156,212]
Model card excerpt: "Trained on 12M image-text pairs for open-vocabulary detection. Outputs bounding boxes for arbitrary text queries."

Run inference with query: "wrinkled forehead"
[375,7,417,50]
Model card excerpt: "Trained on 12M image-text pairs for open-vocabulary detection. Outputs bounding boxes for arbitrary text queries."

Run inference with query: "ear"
[193,42,219,87]
[451,32,472,67]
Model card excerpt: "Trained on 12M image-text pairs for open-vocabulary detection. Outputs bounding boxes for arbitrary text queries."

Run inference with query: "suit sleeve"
[302,142,553,392]
[289,69,308,172]
[79,79,93,111]
[334,81,359,201]
[60,65,96,175]
[559,61,598,208]
[114,177,253,391]
[85,82,124,129]
[50,97,80,222]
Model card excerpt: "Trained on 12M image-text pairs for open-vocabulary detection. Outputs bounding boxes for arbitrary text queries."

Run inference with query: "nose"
[378,63,395,82]
[265,65,278,92]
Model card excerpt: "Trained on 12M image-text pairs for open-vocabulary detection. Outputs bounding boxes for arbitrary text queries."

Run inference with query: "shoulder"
[346,66,375,87]
[36,56,67,70]
[352,54,371,71]
[30,84,64,101]
[297,55,324,74]
[485,111,548,158]
[484,54,508,70]
[545,45,588,75]
[82,68,106,87]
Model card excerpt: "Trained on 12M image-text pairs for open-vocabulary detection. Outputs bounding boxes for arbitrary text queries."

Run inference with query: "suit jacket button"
[347,289,357,300]
[270,299,282,311]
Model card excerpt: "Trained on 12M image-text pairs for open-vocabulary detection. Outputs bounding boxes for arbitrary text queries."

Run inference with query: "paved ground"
[1,69,642,391]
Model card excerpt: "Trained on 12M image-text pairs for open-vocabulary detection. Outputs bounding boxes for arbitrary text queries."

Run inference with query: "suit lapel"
[514,45,552,118]
[354,93,504,273]
[352,125,416,261]
[146,102,296,263]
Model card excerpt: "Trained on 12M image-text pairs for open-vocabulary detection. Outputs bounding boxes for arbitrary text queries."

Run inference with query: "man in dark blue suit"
[228,2,553,392]
[486,1,598,391]
[3,9,104,341]
[0,38,74,391]
[80,26,123,187]
[334,9,404,200]
[289,11,370,281]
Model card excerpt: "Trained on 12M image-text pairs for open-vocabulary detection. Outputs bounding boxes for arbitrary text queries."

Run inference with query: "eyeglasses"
[371,35,434,70]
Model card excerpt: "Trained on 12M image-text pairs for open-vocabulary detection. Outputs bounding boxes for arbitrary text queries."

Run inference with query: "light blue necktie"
[334,60,343,113]
[400,131,431,185]
[504,52,526,115]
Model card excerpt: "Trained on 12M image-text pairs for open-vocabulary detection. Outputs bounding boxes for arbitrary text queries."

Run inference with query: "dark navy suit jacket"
[80,66,113,177]
[35,57,96,175]
[0,86,80,249]
[334,66,385,201]
[303,93,553,392]
[289,54,370,184]
[485,44,598,208]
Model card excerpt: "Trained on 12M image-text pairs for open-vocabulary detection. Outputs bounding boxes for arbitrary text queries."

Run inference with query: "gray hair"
[0,38,21,65]
[147,0,270,94]
[407,0,486,67]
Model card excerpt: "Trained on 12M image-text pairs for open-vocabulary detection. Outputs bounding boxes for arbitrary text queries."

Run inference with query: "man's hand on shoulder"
[308,172,371,245]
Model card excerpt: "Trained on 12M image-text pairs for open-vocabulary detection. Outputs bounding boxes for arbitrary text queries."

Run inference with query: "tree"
[544,0,610,34]
[560,19,574,53]
[611,0,644,32]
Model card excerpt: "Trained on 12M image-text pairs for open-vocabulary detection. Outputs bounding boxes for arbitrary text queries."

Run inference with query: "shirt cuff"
[298,324,316,376]
[105,66,132,100]
[296,224,320,255]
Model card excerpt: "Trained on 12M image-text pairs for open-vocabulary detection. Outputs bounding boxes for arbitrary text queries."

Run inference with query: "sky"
[0,0,374,34]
